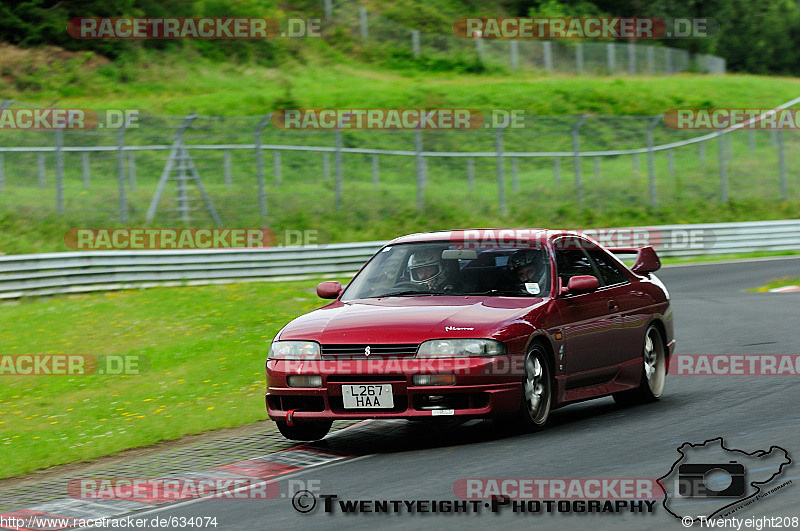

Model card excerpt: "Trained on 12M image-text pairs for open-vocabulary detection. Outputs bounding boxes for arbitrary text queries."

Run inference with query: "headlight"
[416,339,506,358]
[268,341,321,360]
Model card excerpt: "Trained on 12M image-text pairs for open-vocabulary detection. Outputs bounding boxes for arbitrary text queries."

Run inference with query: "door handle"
[608,300,618,312]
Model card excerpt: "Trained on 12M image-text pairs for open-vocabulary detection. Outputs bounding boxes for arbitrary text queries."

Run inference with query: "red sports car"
[266,229,675,440]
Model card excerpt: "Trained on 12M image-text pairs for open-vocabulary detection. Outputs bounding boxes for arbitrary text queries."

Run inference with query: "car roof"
[387,228,579,246]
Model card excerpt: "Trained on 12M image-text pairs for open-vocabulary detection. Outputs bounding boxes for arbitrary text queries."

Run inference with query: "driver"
[507,249,548,294]
[408,248,448,290]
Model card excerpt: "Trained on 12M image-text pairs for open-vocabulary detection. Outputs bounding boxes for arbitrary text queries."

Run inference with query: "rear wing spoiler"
[607,246,661,275]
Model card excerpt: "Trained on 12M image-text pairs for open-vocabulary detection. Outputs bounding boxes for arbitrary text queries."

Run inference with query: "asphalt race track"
[93,257,800,530]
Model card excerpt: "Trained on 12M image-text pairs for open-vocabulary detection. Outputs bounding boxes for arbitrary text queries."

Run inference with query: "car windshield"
[340,242,551,301]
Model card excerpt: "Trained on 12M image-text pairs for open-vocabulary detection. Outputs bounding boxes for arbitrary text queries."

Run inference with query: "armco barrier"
[0,220,798,298]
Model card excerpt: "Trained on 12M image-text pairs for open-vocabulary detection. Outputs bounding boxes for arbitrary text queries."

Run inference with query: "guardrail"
[1,220,798,299]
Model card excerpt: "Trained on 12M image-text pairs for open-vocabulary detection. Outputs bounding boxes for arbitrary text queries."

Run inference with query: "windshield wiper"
[377,290,441,297]
[463,289,532,297]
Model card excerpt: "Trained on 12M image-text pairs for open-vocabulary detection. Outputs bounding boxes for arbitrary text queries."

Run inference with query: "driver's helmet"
[408,248,444,287]
[507,250,542,283]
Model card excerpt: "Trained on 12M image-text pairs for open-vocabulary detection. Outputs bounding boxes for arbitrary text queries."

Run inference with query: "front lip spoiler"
[265,382,521,421]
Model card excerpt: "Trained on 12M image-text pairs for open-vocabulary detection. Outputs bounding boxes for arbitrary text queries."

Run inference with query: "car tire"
[613,324,666,406]
[275,420,333,441]
[496,343,552,432]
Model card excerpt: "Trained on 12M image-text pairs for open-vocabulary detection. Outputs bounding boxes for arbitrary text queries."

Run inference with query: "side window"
[587,249,629,286]
[555,248,596,287]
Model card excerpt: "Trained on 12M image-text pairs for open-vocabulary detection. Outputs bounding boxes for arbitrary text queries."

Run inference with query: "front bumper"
[265,356,521,421]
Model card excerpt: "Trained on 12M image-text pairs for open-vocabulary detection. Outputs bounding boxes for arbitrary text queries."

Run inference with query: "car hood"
[278,296,547,344]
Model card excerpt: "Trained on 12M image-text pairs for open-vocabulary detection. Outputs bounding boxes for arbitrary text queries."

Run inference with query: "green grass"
[0,278,347,479]
[750,276,800,292]
[6,51,800,115]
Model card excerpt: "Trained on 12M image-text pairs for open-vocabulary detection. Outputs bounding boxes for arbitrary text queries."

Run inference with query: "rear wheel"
[613,325,666,406]
[275,420,332,441]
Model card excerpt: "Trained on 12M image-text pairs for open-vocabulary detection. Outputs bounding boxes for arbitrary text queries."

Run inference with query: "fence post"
[335,128,343,210]
[116,121,128,223]
[543,41,553,73]
[273,150,282,183]
[323,0,332,22]
[223,150,232,187]
[509,40,519,70]
[572,115,586,205]
[576,42,584,74]
[665,48,673,73]
[414,128,425,210]
[667,149,675,180]
[322,152,330,181]
[495,127,508,215]
[371,154,379,186]
[467,157,475,191]
[511,157,519,192]
[554,158,561,185]
[255,115,269,219]
[632,153,640,177]
[593,156,600,182]
[412,30,420,58]
[777,129,787,201]
[37,153,46,188]
[646,115,661,207]
[718,134,728,202]
[607,43,616,73]
[128,150,136,191]
[627,42,636,75]
[359,7,368,40]
[81,151,90,188]
[0,102,9,194]
[646,45,654,74]
[698,141,706,166]
[55,129,64,214]
[474,33,484,61]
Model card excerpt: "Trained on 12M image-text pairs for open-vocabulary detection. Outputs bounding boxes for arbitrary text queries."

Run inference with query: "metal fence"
[1,220,798,299]
[331,4,726,75]
[0,97,798,227]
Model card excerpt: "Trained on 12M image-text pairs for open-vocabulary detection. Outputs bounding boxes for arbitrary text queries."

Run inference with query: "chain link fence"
[0,98,798,229]
[329,4,725,75]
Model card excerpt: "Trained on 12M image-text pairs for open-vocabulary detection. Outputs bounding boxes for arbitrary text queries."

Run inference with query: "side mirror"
[316,281,342,299]
[631,247,661,275]
[564,275,600,294]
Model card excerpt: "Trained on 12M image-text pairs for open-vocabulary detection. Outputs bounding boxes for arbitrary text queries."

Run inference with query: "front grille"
[321,343,419,360]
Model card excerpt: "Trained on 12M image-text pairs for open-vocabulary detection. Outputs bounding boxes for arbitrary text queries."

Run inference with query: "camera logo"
[677,462,745,497]
[659,438,791,523]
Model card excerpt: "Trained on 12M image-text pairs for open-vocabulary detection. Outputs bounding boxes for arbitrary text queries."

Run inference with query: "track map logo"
[658,437,792,523]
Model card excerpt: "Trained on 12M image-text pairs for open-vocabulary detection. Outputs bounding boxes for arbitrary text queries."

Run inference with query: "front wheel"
[613,325,666,406]
[497,344,552,432]
[275,420,332,441]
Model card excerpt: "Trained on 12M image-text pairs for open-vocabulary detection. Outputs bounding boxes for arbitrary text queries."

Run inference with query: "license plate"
[341,384,394,409]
